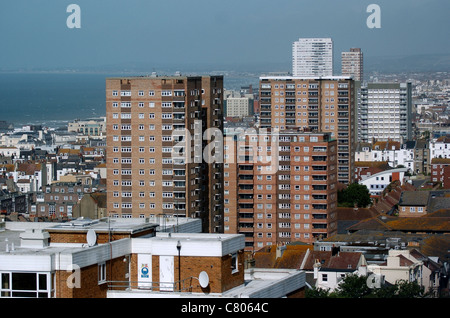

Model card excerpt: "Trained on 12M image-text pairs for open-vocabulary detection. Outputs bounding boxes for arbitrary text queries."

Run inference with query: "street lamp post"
[177,240,181,291]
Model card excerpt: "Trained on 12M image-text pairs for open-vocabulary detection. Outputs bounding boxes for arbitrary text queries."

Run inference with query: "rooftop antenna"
[198,271,209,288]
[87,229,97,247]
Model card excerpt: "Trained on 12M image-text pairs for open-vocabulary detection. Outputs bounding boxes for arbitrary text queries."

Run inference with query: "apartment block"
[223,130,338,251]
[259,76,355,184]
[357,82,412,143]
[341,48,363,81]
[430,158,450,188]
[106,75,224,233]
[225,90,254,118]
[33,182,90,219]
[292,38,333,77]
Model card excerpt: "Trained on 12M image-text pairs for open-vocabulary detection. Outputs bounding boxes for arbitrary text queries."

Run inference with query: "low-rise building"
[430,136,450,160]
[359,167,408,197]
[367,249,423,287]
[430,158,450,188]
[398,190,450,217]
[67,117,106,137]
[0,147,20,158]
[33,181,95,219]
[0,219,306,299]
[398,191,429,217]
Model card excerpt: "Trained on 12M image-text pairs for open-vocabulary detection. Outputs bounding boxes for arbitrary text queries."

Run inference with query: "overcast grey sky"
[0,0,448,70]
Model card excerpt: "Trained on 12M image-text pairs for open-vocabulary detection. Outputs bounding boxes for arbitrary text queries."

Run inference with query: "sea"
[0,72,260,129]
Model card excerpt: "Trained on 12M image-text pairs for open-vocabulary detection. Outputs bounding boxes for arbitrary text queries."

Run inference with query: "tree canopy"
[338,183,371,208]
[305,275,428,298]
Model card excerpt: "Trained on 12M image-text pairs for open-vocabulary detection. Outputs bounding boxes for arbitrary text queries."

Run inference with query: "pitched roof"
[336,207,380,221]
[436,136,450,143]
[253,246,278,268]
[274,245,310,269]
[355,161,390,169]
[0,164,15,172]
[385,217,450,232]
[420,235,450,262]
[17,163,41,175]
[398,191,429,206]
[415,140,428,149]
[58,148,80,155]
[90,192,107,208]
[428,197,450,213]
[398,254,415,267]
[346,215,396,232]
[431,158,450,165]
[373,140,401,151]
[301,250,363,271]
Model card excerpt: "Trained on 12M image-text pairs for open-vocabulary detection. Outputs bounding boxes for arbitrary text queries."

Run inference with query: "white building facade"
[357,82,412,143]
[430,137,450,159]
[292,38,333,77]
[359,167,408,196]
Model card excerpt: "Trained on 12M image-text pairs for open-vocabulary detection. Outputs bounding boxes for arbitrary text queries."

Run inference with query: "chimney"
[313,259,321,279]
[331,246,340,257]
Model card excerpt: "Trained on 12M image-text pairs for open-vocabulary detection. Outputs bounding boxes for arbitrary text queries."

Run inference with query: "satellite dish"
[86,229,97,247]
[198,271,209,288]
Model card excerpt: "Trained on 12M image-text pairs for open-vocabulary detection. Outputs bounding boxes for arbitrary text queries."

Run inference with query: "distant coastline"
[0,71,259,128]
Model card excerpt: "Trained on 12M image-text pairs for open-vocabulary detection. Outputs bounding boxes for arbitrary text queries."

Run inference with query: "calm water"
[0,73,107,127]
[0,72,258,128]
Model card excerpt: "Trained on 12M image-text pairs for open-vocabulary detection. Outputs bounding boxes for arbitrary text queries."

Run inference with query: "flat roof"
[106,75,223,80]
[107,268,305,298]
[47,217,157,234]
[260,75,352,81]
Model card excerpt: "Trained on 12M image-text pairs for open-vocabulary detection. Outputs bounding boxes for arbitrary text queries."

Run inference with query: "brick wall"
[47,229,154,244]
[129,252,245,294]
[55,256,128,298]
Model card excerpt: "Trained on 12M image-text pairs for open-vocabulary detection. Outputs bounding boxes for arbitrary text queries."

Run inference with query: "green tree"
[395,280,425,298]
[305,286,331,298]
[338,183,371,208]
[332,274,372,298]
[305,276,427,298]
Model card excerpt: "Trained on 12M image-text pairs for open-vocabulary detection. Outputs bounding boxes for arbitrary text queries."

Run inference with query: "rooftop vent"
[20,229,50,249]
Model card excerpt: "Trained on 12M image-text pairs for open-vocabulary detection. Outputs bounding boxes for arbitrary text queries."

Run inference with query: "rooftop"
[260,75,352,81]
[398,191,430,206]
[107,268,305,299]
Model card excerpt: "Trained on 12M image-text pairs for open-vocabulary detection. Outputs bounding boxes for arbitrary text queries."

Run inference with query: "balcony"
[313,147,327,152]
[239,224,254,233]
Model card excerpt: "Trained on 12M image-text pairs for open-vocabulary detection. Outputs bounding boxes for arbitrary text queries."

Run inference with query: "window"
[98,263,107,284]
[0,272,51,298]
[231,253,238,274]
